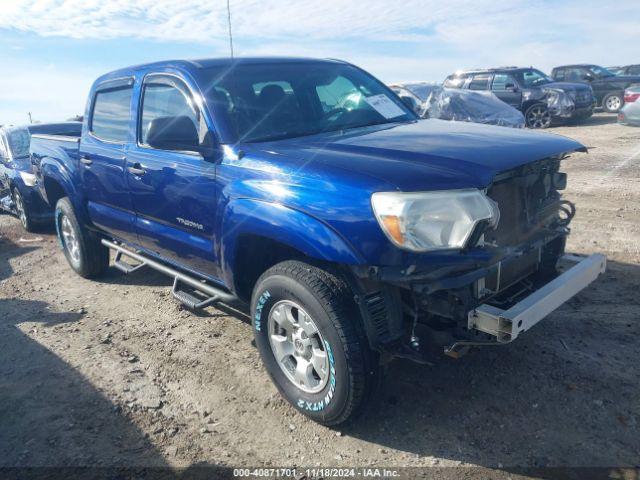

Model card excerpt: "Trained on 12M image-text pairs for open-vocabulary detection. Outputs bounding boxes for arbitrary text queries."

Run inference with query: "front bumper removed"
[466,253,606,344]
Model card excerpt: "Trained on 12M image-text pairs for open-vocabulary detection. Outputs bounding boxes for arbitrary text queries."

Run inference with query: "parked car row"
[1,57,608,425]
[392,63,640,129]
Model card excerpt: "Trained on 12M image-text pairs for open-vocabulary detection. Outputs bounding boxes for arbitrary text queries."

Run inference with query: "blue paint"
[30,57,585,298]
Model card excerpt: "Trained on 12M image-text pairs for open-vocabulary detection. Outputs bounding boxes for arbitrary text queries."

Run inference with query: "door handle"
[80,156,93,166]
[128,163,146,176]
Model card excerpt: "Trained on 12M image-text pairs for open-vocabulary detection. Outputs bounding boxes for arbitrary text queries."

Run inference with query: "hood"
[245,120,585,192]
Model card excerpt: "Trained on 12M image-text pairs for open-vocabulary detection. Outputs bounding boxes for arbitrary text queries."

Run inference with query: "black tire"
[12,188,36,232]
[602,92,623,113]
[55,197,109,279]
[525,103,552,129]
[251,260,378,425]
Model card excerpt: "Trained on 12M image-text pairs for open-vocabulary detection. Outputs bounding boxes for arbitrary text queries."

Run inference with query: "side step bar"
[101,239,237,308]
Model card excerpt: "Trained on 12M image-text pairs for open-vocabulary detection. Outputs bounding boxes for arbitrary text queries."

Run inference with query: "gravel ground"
[0,113,638,478]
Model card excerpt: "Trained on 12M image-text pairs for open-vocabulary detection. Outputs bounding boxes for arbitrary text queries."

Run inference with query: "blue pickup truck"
[30,57,606,425]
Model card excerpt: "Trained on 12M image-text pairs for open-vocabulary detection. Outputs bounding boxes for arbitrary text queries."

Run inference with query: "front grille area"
[572,91,593,106]
[485,159,564,248]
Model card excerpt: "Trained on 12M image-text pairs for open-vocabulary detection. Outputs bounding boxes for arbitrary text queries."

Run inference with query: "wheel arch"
[219,198,363,301]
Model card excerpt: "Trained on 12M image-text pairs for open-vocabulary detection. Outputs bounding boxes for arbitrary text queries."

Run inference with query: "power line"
[226,0,234,59]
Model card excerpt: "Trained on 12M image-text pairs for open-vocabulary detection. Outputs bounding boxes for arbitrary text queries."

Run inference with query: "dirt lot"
[1,113,639,478]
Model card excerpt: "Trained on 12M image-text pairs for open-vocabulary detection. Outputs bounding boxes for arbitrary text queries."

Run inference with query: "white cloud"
[0,0,638,123]
[0,62,97,125]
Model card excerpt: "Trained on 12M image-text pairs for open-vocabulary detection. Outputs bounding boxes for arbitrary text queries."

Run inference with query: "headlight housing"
[371,189,499,252]
[19,171,37,187]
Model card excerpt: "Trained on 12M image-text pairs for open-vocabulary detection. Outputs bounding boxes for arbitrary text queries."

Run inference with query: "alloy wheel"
[13,191,27,228]
[527,105,551,129]
[606,95,622,112]
[267,300,329,394]
[60,214,81,264]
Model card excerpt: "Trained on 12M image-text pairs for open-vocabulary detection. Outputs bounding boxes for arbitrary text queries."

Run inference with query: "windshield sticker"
[364,94,406,119]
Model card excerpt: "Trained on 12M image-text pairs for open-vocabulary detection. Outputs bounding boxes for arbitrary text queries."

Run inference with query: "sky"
[0,0,638,125]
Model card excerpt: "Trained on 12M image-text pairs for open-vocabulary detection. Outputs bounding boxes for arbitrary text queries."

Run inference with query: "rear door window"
[90,86,133,143]
[468,74,492,90]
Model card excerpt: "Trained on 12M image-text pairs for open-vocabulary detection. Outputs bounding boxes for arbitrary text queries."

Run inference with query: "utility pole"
[28,112,33,124]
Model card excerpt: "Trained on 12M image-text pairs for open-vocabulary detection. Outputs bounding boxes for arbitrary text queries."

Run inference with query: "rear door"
[125,72,220,278]
[491,73,522,109]
[80,78,137,243]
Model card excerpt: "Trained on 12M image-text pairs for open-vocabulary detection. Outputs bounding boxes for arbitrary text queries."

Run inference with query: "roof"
[449,66,535,76]
[552,64,598,69]
[95,57,349,84]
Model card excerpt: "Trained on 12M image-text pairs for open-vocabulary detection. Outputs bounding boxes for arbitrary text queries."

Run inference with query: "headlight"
[371,189,499,252]
[19,171,37,187]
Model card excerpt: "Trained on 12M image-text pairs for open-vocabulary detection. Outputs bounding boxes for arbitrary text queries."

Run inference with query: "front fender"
[219,198,363,289]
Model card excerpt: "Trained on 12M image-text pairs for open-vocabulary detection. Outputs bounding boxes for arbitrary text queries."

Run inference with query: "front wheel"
[12,189,36,232]
[602,93,623,113]
[55,197,110,279]
[251,260,379,425]
[525,103,552,129]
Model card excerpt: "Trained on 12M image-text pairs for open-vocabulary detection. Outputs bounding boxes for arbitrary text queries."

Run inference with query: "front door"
[491,73,522,109]
[80,78,137,243]
[125,73,220,279]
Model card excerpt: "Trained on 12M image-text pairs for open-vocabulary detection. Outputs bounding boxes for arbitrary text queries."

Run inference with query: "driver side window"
[139,76,203,150]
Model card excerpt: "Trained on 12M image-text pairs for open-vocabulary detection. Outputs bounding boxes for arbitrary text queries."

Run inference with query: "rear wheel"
[251,260,379,425]
[12,189,36,232]
[525,103,552,129]
[55,197,110,278]
[602,93,623,113]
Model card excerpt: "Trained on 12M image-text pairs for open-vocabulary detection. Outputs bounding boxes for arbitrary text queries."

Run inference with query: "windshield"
[514,69,554,87]
[3,128,30,159]
[202,62,416,143]
[589,65,615,77]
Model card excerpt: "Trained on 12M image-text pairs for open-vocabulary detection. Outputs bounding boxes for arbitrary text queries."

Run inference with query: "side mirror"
[505,83,518,91]
[583,73,594,81]
[146,116,204,153]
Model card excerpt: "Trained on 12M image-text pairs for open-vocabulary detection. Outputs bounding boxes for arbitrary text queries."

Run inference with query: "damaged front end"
[349,155,605,361]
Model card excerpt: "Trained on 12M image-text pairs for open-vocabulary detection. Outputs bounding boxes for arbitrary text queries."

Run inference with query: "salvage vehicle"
[0,122,81,231]
[618,86,640,126]
[444,67,593,129]
[550,64,640,113]
[422,87,525,128]
[388,83,525,128]
[388,84,427,116]
[30,57,606,425]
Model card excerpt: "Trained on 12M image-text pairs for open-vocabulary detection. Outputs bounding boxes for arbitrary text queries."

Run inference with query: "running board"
[101,239,237,308]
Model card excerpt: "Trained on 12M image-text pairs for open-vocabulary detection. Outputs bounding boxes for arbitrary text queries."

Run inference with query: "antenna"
[226,0,234,59]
